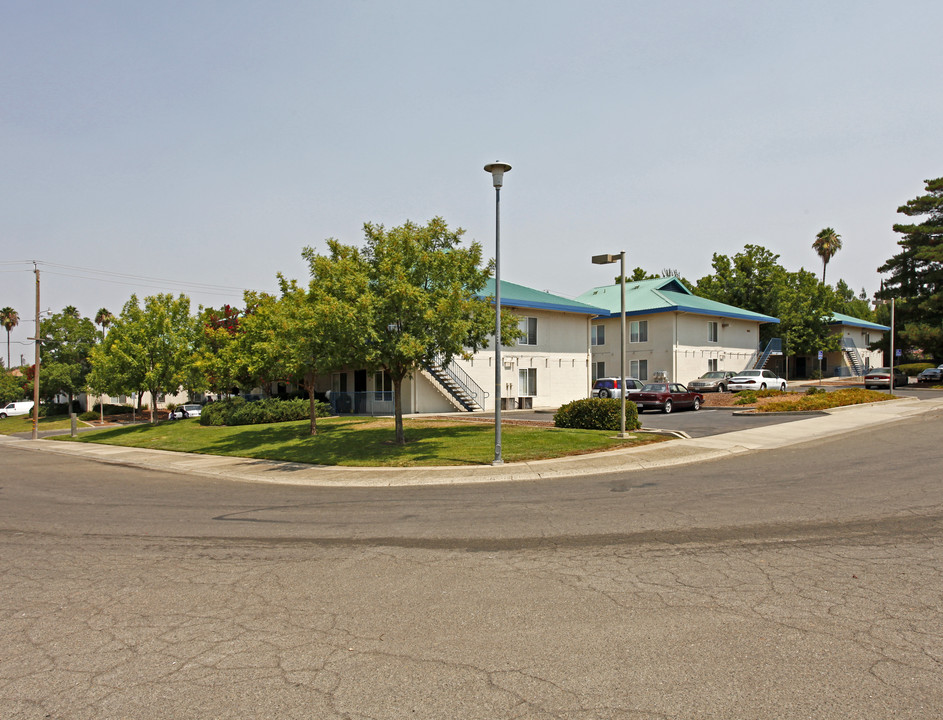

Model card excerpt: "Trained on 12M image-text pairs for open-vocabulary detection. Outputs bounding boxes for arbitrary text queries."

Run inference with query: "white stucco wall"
[590,312,767,385]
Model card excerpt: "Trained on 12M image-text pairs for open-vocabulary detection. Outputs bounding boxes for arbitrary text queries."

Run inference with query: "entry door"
[354,369,367,412]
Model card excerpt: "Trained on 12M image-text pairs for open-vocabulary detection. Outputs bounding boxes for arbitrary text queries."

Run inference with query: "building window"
[630,320,648,343]
[630,359,648,381]
[519,368,537,396]
[708,322,718,343]
[592,361,605,381]
[518,317,538,345]
[373,371,393,402]
[708,358,718,372]
[591,324,605,346]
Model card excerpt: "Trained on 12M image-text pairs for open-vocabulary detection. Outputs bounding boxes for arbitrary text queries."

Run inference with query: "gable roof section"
[480,278,606,316]
[575,277,779,324]
[826,312,889,332]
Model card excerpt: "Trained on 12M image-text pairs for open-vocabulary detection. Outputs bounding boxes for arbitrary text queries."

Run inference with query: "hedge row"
[199,396,330,426]
[553,397,641,432]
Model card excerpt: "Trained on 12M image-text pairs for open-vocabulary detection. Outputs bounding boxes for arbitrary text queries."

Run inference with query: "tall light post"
[484,161,511,465]
[592,251,629,438]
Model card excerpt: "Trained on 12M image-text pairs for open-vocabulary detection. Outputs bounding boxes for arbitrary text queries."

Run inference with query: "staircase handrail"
[841,337,865,375]
[753,338,782,369]
[425,354,489,409]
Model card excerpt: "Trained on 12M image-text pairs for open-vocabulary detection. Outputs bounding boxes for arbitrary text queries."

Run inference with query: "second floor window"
[591,324,605,346]
[630,320,648,343]
[519,316,537,345]
[708,322,718,343]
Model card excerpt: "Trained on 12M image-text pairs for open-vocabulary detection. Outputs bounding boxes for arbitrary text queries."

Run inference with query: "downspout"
[673,313,679,383]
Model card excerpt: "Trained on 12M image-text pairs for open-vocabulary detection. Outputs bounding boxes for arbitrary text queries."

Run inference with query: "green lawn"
[52,416,663,466]
[0,414,78,435]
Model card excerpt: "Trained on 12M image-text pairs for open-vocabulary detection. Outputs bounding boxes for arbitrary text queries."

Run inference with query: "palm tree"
[813,227,843,284]
[94,307,114,341]
[1,307,19,369]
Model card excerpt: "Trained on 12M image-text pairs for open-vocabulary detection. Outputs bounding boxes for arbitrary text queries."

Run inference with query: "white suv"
[591,377,644,399]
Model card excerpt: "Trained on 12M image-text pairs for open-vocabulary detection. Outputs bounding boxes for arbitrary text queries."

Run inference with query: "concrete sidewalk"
[2,397,941,487]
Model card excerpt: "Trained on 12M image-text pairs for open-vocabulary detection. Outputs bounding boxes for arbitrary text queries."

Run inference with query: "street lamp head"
[592,254,617,265]
[484,161,512,188]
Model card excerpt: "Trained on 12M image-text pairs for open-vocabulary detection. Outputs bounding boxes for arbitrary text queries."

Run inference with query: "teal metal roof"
[480,278,607,316]
[827,312,889,332]
[575,277,779,324]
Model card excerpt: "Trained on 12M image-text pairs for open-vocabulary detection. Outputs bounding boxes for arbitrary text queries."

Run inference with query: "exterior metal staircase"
[841,337,865,376]
[750,338,782,370]
[422,354,487,412]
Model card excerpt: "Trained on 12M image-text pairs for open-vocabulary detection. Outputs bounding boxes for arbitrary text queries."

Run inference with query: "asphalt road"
[1,408,941,719]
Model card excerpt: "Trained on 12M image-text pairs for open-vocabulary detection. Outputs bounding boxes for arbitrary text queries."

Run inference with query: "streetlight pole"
[484,161,511,465]
[592,251,629,438]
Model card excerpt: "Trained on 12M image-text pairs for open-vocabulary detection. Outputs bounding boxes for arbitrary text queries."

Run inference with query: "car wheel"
[718,384,726,393]
[692,398,700,411]
[760,383,767,390]
[0,412,6,419]
[598,389,610,398]
[780,383,786,392]
[662,400,672,414]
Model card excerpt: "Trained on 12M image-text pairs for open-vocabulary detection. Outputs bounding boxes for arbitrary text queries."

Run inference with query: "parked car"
[863,367,909,389]
[686,370,738,393]
[168,403,203,419]
[633,383,703,414]
[0,400,34,419]
[917,367,943,383]
[727,369,788,392]
[591,377,644,399]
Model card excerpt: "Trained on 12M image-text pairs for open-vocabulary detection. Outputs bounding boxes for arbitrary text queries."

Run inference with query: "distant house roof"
[826,312,889,332]
[575,277,779,324]
[480,278,607,316]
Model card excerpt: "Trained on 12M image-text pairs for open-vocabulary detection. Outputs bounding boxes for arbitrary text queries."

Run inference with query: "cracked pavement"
[1,409,941,718]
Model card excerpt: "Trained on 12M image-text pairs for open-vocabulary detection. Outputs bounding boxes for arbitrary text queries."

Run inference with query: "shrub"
[78,411,99,421]
[898,362,934,376]
[734,390,757,405]
[554,398,640,431]
[200,396,330,426]
[806,386,827,396]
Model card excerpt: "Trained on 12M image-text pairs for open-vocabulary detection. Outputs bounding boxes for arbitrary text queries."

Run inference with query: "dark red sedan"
[633,382,703,414]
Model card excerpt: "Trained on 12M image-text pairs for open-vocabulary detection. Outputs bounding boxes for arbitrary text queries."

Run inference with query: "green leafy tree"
[87,294,197,423]
[775,269,842,357]
[813,227,843,284]
[696,245,839,357]
[39,307,97,408]
[239,269,370,435]
[877,176,943,358]
[193,303,253,398]
[306,217,520,446]
[696,245,787,345]
[0,368,26,403]
[1,307,18,369]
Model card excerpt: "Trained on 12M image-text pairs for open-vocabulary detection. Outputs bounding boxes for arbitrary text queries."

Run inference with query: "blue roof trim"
[827,315,889,332]
[597,304,779,324]
[492,297,609,315]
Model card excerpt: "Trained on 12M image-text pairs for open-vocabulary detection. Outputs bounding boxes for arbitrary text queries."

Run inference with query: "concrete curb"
[2,396,941,487]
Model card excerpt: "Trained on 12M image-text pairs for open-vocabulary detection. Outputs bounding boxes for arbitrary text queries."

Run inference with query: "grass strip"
[52,416,665,467]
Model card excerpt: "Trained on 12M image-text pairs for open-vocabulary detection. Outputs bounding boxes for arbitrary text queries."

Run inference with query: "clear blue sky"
[2,1,941,359]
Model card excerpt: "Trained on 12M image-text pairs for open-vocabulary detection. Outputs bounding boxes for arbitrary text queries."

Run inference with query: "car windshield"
[870,368,890,374]
[642,384,668,392]
[737,371,761,377]
[701,372,725,379]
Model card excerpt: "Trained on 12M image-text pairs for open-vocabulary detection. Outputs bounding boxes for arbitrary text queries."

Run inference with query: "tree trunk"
[393,376,405,446]
[149,388,157,424]
[304,371,318,436]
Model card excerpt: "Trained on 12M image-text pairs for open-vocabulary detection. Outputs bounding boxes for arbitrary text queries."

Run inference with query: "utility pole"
[32,263,40,440]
